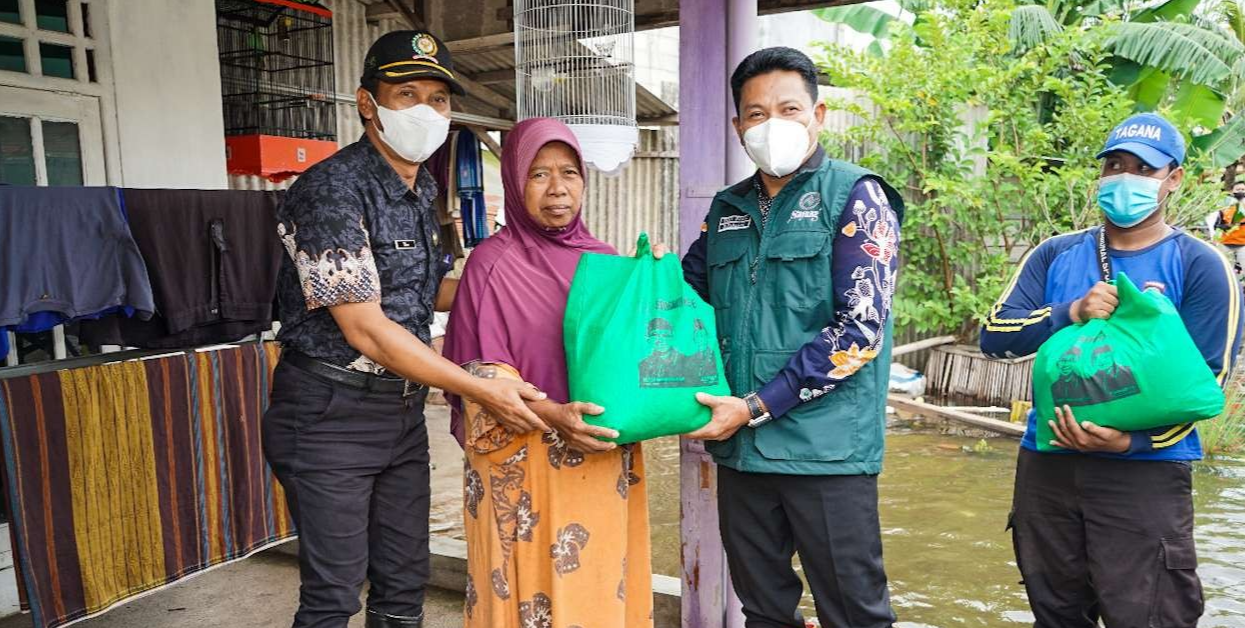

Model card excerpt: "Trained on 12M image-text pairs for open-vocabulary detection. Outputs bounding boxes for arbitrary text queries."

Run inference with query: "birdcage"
[216,0,337,180]
[515,0,638,174]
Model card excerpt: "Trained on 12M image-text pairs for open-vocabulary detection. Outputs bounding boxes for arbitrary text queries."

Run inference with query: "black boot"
[364,608,424,628]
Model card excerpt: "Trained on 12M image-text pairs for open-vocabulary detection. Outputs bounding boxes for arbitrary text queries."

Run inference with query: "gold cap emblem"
[412,34,438,57]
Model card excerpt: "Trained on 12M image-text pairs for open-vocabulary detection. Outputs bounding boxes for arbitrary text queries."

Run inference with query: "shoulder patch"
[718,214,752,232]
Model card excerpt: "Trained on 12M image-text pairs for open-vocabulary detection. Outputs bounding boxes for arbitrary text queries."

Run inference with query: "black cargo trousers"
[1009,448,1203,628]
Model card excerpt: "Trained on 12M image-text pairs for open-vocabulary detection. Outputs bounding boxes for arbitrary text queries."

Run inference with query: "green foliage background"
[817,0,1230,336]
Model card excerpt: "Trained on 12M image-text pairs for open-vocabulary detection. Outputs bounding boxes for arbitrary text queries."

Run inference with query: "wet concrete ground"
[0,549,467,628]
[0,405,470,628]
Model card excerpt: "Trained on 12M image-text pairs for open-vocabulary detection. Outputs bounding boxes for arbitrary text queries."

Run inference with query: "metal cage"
[514,0,638,172]
[216,0,336,140]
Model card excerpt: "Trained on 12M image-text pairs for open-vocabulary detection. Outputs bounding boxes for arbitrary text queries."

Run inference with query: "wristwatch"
[744,392,774,428]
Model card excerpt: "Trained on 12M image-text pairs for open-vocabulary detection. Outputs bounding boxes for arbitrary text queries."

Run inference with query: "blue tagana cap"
[1096,112,1186,168]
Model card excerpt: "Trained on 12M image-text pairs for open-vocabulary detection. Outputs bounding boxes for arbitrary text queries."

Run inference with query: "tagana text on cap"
[1096,112,1186,168]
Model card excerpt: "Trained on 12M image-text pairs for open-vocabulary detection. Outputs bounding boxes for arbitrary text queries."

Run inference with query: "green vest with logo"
[703,153,905,476]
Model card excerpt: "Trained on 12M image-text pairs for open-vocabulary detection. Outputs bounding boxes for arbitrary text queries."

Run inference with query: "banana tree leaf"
[1080,0,1126,18]
[1226,0,1244,43]
[1131,0,1201,23]
[1107,58,1143,86]
[1009,5,1064,51]
[1128,67,1172,109]
[1171,83,1227,129]
[1108,21,1237,87]
[813,5,896,39]
[1191,115,1245,170]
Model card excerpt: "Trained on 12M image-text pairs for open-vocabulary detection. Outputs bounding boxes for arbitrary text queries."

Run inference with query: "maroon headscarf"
[443,118,617,446]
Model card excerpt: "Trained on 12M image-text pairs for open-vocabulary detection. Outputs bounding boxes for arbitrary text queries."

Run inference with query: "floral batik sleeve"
[756,178,901,418]
[275,181,382,311]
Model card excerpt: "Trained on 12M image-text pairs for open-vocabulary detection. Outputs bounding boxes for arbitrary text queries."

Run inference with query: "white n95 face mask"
[369,93,450,164]
[743,117,814,178]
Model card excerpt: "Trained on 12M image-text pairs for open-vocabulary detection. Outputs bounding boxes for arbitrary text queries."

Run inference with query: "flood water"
[643,431,1245,627]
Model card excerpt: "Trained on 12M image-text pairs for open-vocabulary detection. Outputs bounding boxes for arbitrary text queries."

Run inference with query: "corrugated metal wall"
[228,0,399,191]
[228,2,682,252]
[583,128,680,253]
[326,0,402,143]
[231,127,683,245]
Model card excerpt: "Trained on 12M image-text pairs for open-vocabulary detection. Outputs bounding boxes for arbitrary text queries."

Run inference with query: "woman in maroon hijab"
[444,118,654,628]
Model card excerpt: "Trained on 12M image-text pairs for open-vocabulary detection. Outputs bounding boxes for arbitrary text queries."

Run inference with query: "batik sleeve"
[756,178,900,418]
[275,181,382,311]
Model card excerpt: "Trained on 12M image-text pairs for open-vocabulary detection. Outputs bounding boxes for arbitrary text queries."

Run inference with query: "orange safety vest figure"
[1219,182,1245,270]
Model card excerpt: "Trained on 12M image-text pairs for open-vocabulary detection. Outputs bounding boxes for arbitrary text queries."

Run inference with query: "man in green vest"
[682,47,904,628]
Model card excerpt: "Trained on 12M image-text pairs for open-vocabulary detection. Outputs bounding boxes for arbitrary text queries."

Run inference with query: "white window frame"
[0,0,103,89]
[0,89,105,366]
[1,1,112,367]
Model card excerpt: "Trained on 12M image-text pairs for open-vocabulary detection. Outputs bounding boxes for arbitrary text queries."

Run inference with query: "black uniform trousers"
[262,359,431,628]
[1010,448,1203,628]
[718,466,896,628]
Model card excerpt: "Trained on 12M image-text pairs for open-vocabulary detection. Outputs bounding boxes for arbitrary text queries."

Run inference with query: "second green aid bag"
[1032,272,1225,452]
[564,233,731,444]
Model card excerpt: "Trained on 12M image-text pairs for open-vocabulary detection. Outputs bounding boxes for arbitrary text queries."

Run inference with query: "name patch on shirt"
[394,239,417,250]
[790,210,820,221]
[718,215,752,232]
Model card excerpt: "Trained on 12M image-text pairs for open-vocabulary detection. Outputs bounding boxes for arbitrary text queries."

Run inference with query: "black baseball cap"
[362,31,465,95]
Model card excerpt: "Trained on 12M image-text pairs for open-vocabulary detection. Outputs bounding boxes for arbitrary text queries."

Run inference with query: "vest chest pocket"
[765,231,830,309]
[707,236,751,309]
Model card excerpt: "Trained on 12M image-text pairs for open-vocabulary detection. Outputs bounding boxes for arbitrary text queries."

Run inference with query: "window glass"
[43,121,83,186]
[0,0,20,25]
[0,117,37,185]
[34,0,69,33]
[39,42,74,79]
[0,36,26,73]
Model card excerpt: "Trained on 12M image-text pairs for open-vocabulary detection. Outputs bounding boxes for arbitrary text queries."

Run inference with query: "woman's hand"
[537,401,618,453]
[628,242,670,259]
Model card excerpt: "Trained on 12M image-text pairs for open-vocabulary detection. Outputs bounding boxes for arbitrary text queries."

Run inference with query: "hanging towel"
[0,186,154,329]
[0,342,294,628]
[80,189,283,348]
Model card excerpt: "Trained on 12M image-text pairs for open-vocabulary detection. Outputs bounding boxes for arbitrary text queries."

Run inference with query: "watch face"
[748,414,774,428]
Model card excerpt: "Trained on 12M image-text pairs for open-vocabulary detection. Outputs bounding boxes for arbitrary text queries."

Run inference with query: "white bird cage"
[515,0,638,174]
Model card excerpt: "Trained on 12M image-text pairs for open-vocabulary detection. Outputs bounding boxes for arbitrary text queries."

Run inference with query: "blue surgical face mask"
[1097,172,1170,228]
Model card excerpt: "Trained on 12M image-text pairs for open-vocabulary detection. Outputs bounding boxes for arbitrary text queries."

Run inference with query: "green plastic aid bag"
[1032,272,1224,452]
[563,233,731,444]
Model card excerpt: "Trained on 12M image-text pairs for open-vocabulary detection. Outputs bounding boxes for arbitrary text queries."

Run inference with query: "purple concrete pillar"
[725,0,758,183]
[677,0,727,256]
[678,1,753,626]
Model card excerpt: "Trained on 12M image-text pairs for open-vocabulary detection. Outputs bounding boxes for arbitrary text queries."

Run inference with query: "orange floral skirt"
[462,363,653,628]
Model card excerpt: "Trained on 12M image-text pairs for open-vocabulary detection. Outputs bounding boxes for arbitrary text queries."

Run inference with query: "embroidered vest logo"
[790,192,822,221]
